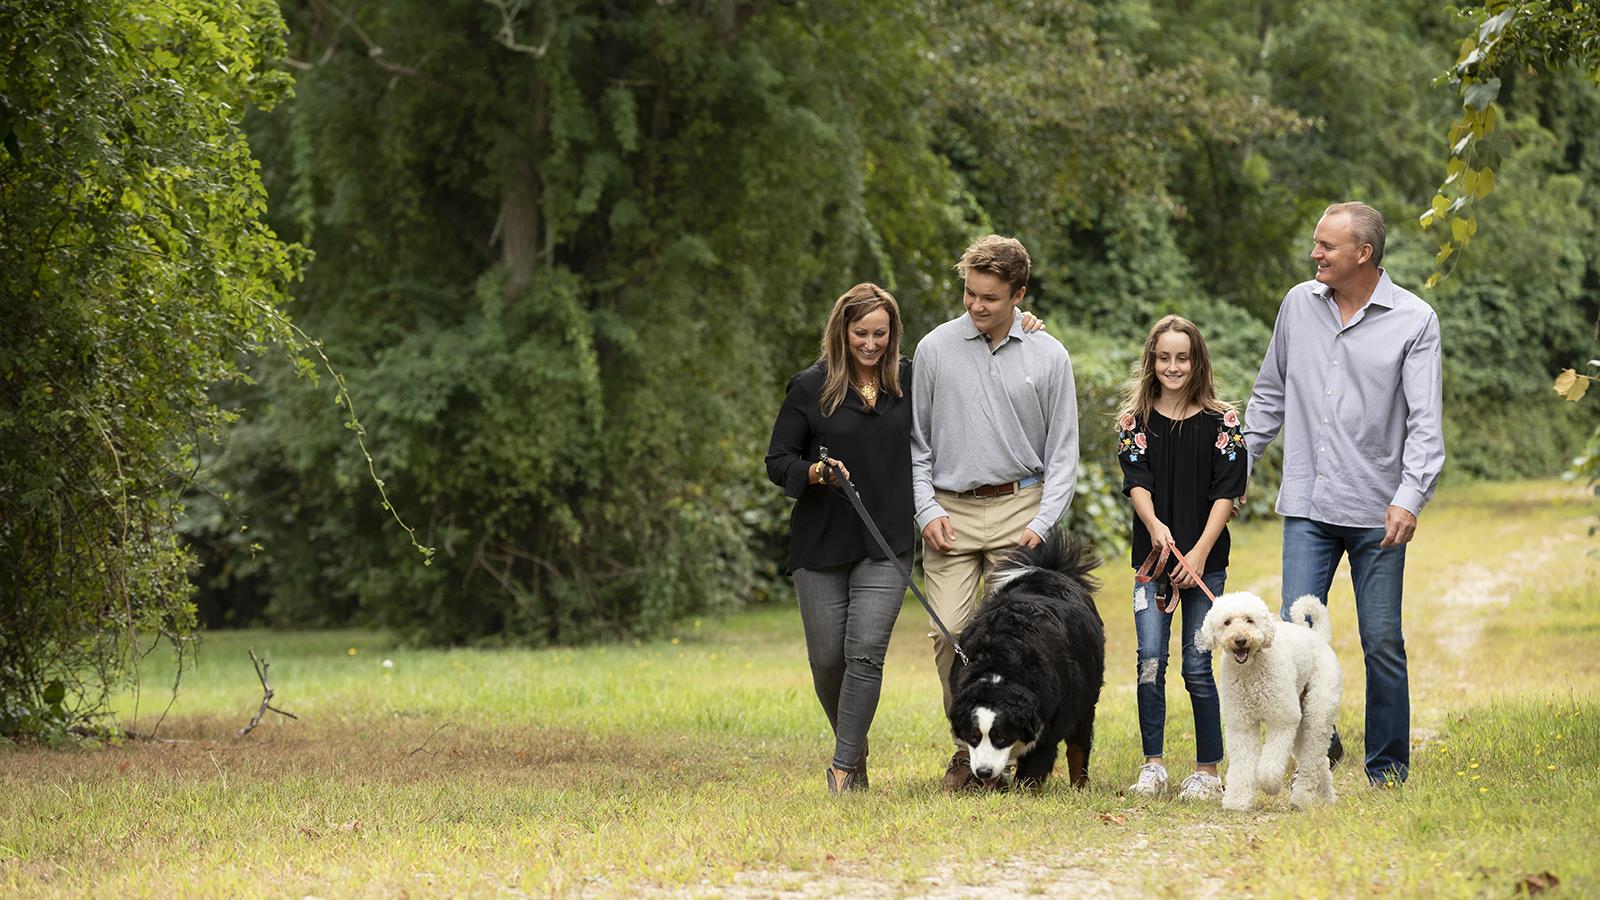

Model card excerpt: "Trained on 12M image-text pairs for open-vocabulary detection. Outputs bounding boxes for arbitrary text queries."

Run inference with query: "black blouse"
[1116,407,1248,574]
[765,358,915,573]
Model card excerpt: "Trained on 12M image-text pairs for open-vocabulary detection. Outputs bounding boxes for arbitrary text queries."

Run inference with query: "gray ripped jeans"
[792,553,908,772]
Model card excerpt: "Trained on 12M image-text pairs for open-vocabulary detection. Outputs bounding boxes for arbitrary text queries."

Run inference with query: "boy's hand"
[923,517,956,553]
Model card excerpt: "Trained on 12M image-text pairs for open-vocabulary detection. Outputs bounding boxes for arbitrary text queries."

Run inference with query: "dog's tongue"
[1232,649,1249,664]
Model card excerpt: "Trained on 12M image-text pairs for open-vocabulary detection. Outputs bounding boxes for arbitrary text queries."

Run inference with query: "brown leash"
[1135,538,1218,612]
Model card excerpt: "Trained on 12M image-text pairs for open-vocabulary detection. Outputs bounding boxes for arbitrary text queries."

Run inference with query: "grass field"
[2,479,1597,897]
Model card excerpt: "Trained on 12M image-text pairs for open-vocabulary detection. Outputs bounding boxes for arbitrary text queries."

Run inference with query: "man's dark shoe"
[941,749,975,792]
[1328,730,1345,768]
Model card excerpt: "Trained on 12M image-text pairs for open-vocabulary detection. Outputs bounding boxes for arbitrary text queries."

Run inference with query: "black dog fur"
[947,529,1105,789]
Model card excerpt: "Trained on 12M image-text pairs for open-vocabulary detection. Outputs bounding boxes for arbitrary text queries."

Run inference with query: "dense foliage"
[185,0,1296,643]
[7,0,1595,663]
[0,0,302,734]
[190,0,1595,643]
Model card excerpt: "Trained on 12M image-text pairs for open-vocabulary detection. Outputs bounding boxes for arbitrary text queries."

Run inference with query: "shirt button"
[1332,360,1340,366]
[1322,417,1329,424]
[1326,389,1333,396]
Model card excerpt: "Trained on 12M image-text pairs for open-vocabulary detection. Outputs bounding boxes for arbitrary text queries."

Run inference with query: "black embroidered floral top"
[1116,407,1248,573]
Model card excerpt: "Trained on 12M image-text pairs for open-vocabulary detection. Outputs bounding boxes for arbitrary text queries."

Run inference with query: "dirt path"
[688,526,1583,898]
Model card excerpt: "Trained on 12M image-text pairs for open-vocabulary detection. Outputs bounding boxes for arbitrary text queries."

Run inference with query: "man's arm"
[1385,311,1445,544]
[910,340,946,532]
[1026,349,1079,540]
[1242,297,1292,467]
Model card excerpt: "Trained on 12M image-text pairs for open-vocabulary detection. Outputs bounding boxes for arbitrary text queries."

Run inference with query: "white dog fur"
[1196,592,1343,811]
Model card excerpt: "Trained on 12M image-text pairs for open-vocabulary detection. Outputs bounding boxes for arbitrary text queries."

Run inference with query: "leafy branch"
[249,299,436,566]
[1422,0,1600,289]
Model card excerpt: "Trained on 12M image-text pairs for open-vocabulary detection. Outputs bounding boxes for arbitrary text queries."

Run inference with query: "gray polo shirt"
[910,311,1079,538]
[1243,270,1445,527]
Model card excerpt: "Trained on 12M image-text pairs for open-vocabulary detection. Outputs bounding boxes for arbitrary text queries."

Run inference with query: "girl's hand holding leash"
[1169,545,1207,592]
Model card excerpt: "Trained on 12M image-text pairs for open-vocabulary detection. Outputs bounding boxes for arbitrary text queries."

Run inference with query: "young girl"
[1115,315,1246,800]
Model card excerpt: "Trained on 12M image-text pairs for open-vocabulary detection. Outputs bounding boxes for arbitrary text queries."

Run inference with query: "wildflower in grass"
[347,647,358,656]
[382,659,394,668]
[1468,762,1479,769]
[1478,787,1488,793]
[1456,770,1466,776]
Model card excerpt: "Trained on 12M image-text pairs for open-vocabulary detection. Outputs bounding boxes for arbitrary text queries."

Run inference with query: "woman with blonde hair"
[765,282,1039,793]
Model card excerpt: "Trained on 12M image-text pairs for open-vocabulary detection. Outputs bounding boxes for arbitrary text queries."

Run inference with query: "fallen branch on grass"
[238,648,299,737]
[407,721,453,757]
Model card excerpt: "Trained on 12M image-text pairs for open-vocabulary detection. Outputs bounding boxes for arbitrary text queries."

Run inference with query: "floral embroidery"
[1217,419,1245,461]
[1117,414,1146,463]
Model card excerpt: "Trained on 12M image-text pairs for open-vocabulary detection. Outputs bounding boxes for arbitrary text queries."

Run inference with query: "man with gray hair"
[1243,201,1444,786]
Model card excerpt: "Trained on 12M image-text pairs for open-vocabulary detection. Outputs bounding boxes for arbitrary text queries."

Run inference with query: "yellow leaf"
[1474,168,1495,198]
[1451,217,1471,243]
[1462,168,1478,194]
[1435,243,1454,265]
[1553,369,1591,401]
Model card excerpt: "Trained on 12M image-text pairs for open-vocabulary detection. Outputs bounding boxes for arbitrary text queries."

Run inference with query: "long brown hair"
[819,283,903,416]
[1116,314,1232,425]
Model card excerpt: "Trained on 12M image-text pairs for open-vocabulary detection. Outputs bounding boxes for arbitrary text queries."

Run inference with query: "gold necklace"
[856,376,878,403]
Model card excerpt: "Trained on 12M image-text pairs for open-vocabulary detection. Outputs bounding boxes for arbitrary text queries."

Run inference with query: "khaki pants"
[923,483,1043,715]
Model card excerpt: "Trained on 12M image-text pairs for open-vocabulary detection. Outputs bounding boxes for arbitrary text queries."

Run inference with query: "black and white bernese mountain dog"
[948,529,1105,790]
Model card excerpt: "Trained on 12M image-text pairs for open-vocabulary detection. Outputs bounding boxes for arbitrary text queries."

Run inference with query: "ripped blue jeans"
[1133,569,1225,764]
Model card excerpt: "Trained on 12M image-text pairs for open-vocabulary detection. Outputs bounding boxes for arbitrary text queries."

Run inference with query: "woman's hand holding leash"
[810,457,850,485]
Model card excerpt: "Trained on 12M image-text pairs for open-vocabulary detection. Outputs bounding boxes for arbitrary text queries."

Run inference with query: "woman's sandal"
[825,766,864,794]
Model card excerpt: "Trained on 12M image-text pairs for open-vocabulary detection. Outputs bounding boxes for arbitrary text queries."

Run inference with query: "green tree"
[1425,0,1600,286]
[0,0,303,735]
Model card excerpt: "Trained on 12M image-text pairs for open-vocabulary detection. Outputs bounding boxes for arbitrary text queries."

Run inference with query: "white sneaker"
[1177,771,1223,801]
[1128,763,1169,796]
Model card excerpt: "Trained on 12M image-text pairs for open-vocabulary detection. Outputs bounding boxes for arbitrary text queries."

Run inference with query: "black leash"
[819,446,969,667]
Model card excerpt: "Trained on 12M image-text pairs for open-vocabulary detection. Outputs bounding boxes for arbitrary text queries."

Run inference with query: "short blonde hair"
[955,235,1031,295]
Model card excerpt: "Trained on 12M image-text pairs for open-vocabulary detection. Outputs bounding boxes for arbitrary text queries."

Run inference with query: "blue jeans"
[1281,517,1409,784]
[1134,569,1226,765]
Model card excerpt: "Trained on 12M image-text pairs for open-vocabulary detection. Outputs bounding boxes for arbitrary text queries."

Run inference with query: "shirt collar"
[958,310,1023,345]
[1311,267,1397,311]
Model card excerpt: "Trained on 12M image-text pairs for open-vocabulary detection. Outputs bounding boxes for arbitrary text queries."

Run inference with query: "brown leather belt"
[960,481,1021,499]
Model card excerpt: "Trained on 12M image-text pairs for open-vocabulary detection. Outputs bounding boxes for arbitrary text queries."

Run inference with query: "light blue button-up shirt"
[1243,270,1445,528]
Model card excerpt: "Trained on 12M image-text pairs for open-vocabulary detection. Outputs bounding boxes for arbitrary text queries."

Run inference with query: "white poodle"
[1196,592,1342,811]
